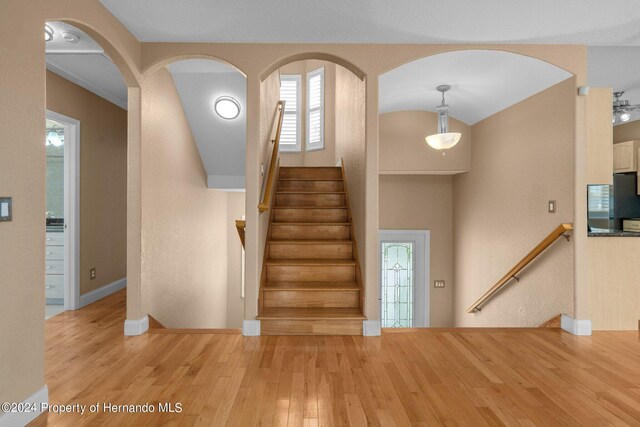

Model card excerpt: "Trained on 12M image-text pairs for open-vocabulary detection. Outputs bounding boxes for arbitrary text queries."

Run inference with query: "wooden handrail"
[235,220,246,248]
[258,100,285,212]
[466,223,573,313]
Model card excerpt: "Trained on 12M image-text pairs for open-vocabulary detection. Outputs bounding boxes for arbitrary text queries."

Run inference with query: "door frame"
[379,230,430,327]
[46,110,80,310]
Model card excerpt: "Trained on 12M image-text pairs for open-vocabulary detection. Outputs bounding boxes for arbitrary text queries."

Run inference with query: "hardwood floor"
[33,290,640,426]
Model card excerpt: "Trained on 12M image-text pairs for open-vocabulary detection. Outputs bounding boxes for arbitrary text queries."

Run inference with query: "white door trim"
[379,230,430,327]
[46,110,80,310]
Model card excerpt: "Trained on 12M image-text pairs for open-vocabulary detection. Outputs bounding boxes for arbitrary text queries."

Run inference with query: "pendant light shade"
[425,85,461,151]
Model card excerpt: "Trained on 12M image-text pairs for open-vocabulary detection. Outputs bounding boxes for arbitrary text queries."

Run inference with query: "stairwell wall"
[334,66,368,314]
[453,78,576,327]
[140,68,229,328]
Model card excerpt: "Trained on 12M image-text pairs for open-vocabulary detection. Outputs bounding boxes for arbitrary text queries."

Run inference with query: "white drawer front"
[45,245,64,261]
[45,232,64,246]
[45,275,64,299]
[45,261,64,275]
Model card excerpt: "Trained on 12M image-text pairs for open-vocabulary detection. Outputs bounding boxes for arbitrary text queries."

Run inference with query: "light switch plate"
[0,197,12,222]
[434,280,445,288]
[548,200,556,213]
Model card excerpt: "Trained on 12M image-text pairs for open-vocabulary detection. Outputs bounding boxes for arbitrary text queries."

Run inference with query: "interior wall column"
[243,75,261,322]
[126,87,144,321]
[364,75,380,321]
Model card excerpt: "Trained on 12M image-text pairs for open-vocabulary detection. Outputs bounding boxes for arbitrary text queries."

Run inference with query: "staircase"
[257,166,366,335]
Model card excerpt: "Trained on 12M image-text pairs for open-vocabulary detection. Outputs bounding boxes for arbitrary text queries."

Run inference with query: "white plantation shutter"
[306,68,324,151]
[279,75,301,152]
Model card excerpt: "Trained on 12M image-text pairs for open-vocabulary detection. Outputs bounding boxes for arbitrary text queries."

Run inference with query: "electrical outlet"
[261,163,265,177]
[434,280,445,288]
[90,268,96,280]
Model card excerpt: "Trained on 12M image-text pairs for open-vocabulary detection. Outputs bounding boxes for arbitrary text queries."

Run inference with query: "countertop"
[588,229,640,237]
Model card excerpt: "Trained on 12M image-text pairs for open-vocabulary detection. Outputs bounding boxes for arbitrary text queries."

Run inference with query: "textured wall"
[334,66,368,314]
[453,78,575,327]
[279,60,337,167]
[0,0,141,409]
[47,71,128,295]
[379,175,454,327]
[613,119,640,143]
[379,111,471,173]
[141,68,229,328]
[227,192,246,328]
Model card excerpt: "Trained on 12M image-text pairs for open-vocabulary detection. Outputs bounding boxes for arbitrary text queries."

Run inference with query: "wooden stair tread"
[274,206,347,209]
[272,222,350,226]
[257,307,365,320]
[269,240,352,245]
[276,191,346,194]
[266,259,355,266]
[264,282,359,290]
[278,178,343,181]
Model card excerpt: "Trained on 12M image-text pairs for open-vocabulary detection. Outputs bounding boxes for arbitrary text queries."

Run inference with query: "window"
[279,75,301,152]
[306,67,324,151]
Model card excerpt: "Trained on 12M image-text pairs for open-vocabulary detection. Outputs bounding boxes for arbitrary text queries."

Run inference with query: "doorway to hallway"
[379,230,430,328]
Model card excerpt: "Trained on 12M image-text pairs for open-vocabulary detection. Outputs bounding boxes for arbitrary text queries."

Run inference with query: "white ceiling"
[99,0,640,45]
[588,46,640,124]
[168,60,247,190]
[379,50,572,124]
[46,21,127,109]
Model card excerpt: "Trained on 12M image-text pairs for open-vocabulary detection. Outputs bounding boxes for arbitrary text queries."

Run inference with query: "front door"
[379,230,429,328]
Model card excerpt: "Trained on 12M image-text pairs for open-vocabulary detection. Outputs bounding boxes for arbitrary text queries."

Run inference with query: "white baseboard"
[124,315,149,336]
[242,320,261,336]
[561,314,592,336]
[363,320,381,336]
[79,278,126,308]
[0,385,48,427]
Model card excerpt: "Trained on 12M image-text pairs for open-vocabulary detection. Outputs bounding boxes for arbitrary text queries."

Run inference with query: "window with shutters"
[279,75,301,152]
[306,67,324,151]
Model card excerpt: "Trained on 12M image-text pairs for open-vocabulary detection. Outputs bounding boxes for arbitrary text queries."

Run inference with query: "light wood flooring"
[33,290,640,426]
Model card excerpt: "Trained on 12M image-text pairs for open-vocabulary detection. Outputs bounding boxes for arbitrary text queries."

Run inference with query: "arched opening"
[142,57,247,329]
[377,49,575,329]
[252,56,368,333]
[44,19,138,319]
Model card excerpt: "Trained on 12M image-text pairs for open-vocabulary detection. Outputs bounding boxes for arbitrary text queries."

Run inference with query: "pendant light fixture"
[425,84,461,151]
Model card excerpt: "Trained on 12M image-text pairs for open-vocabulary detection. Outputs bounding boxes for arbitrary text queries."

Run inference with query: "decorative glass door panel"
[381,242,414,328]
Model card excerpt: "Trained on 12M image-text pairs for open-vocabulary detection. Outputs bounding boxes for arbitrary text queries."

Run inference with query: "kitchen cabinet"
[613,140,640,173]
[46,232,64,302]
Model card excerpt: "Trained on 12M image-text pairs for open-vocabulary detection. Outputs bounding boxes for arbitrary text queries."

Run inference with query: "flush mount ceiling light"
[45,25,53,41]
[62,31,80,43]
[214,96,241,120]
[425,84,462,152]
[612,91,640,125]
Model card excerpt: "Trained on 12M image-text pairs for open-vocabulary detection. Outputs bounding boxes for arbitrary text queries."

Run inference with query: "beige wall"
[379,175,454,327]
[46,71,127,295]
[140,68,229,328]
[453,78,576,327]
[254,71,282,318]
[227,192,246,328]
[379,111,471,174]
[334,66,369,314]
[279,60,337,167]
[613,119,640,143]
[0,0,141,407]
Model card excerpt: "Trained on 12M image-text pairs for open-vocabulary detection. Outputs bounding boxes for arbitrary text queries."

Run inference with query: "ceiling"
[588,46,640,123]
[167,60,247,190]
[379,50,572,125]
[99,0,640,45]
[46,21,127,109]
